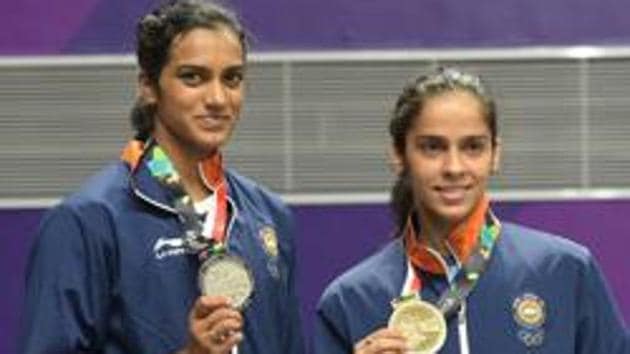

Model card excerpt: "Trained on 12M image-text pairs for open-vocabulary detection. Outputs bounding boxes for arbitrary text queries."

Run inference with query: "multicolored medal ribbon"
[142,140,254,309]
[146,145,204,249]
[389,213,501,353]
[437,219,500,316]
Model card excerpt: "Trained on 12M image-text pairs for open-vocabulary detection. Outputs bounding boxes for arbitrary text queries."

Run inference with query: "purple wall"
[3,0,630,54]
[1,210,43,354]
[2,200,629,353]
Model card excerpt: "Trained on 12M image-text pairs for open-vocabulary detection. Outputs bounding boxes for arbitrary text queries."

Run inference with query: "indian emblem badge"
[513,292,546,348]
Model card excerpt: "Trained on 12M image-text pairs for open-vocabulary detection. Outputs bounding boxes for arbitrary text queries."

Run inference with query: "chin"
[197,133,229,148]
[434,205,473,225]
[185,139,221,157]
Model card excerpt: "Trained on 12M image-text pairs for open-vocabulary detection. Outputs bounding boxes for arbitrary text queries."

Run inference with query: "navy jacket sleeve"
[20,203,114,354]
[313,306,353,354]
[279,206,306,354]
[576,252,629,354]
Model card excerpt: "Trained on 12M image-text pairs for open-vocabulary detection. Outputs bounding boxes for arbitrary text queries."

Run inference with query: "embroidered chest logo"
[153,237,192,259]
[259,226,281,279]
[512,293,547,348]
[259,226,279,258]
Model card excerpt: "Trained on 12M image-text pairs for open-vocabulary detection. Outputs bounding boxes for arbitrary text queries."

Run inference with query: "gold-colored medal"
[388,298,447,354]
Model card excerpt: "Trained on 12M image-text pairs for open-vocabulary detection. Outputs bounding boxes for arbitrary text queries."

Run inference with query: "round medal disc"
[198,254,254,310]
[388,299,447,354]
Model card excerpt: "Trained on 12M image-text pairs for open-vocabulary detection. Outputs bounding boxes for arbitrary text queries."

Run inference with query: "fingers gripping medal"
[389,298,447,354]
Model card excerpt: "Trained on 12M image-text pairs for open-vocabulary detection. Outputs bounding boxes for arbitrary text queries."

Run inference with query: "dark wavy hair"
[389,67,498,235]
[130,0,249,140]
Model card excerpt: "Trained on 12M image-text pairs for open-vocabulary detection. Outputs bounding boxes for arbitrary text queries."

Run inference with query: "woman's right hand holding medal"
[183,295,243,354]
[354,328,409,354]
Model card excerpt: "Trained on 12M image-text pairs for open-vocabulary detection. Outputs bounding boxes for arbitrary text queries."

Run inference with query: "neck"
[418,215,453,256]
[153,136,213,202]
[415,195,490,258]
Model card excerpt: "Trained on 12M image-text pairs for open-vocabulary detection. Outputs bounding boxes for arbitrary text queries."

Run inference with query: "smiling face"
[141,26,245,158]
[401,90,500,229]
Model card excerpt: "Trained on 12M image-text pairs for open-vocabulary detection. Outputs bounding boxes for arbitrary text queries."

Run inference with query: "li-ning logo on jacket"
[153,237,191,259]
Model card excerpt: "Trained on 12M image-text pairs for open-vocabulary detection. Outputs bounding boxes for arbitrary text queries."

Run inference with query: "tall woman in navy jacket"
[314,68,629,354]
[20,1,304,353]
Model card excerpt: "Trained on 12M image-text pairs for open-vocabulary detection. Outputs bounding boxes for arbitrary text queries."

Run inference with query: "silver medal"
[198,254,254,309]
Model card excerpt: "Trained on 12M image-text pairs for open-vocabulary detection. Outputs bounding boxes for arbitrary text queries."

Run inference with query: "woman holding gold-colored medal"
[314,68,628,353]
[21,1,303,354]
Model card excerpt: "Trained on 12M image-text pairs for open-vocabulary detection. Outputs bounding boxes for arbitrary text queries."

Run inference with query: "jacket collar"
[120,139,225,213]
[404,194,489,274]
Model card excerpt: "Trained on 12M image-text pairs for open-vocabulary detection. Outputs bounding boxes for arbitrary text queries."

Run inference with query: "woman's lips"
[435,185,470,204]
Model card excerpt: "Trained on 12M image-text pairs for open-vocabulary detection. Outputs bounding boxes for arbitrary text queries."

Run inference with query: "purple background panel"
[2,200,629,353]
[4,0,630,54]
[0,0,101,55]
[239,0,630,50]
[1,209,42,354]
[62,0,153,54]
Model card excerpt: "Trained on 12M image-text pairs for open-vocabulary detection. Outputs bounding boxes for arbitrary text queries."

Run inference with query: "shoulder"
[225,168,290,218]
[319,239,405,308]
[501,222,590,258]
[65,161,131,209]
[40,162,130,236]
[497,222,593,273]
[316,239,406,342]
